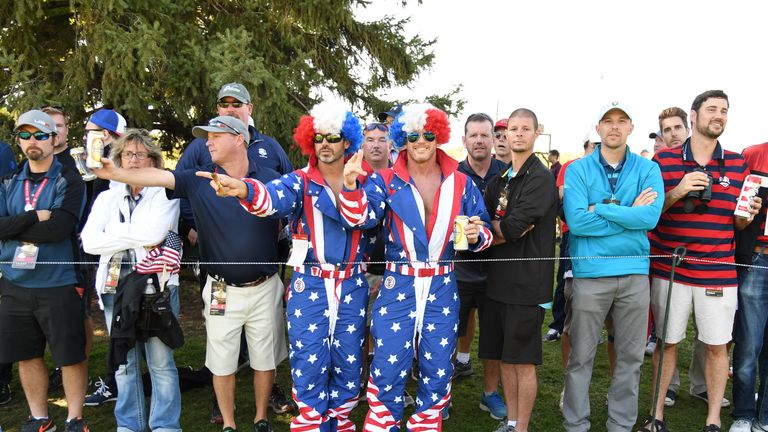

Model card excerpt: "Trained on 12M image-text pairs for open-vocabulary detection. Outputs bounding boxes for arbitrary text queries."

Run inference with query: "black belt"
[211,273,272,288]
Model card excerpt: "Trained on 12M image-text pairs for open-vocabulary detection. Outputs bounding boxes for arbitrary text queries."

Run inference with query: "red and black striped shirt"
[649,139,750,287]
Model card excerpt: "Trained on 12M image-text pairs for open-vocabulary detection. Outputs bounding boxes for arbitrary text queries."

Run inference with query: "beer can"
[85,130,104,169]
[70,147,96,181]
[734,174,761,218]
[454,215,469,251]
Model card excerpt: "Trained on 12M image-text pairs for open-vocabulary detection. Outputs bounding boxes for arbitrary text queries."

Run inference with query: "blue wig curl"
[341,111,363,155]
[389,113,408,149]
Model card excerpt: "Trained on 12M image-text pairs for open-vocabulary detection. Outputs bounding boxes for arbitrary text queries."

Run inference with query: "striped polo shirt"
[649,138,750,287]
[742,142,768,248]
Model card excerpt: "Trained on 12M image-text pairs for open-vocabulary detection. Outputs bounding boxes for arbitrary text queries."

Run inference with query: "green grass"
[0,279,734,431]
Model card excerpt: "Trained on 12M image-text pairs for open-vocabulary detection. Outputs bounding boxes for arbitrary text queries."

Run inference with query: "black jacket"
[107,272,184,372]
[484,155,557,305]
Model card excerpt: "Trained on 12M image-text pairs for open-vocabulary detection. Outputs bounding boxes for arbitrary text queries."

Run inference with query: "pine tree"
[0,0,463,164]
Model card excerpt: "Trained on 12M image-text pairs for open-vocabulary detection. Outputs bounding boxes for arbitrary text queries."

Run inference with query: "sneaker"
[403,390,415,408]
[64,417,89,432]
[729,420,752,432]
[558,389,564,412]
[210,396,224,424]
[83,377,116,406]
[454,359,474,378]
[703,425,721,432]
[441,402,450,421]
[254,419,273,432]
[645,339,657,356]
[0,383,11,405]
[691,391,730,407]
[493,420,513,432]
[20,417,56,432]
[637,415,668,432]
[48,368,63,391]
[222,428,236,432]
[479,391,507,420]
[664,389,677,407]
[269,383,296,414]
[752,421,768,432]
[544,328,561,341]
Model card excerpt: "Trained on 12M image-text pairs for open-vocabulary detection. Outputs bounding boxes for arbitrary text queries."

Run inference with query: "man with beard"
[482,108,557,432]
[0,110,88,431]
[197,102,374,431]
[646,90,761,432]
[454,113,507,420]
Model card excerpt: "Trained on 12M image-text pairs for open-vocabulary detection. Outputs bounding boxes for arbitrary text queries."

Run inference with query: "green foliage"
[0,0,463,164]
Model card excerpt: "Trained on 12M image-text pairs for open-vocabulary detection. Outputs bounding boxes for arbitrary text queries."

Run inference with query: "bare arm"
[92,158,176,190]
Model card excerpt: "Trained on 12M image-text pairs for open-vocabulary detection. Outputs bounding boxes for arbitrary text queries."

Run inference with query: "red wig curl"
[293,115,316,156]
[424,108,451,144]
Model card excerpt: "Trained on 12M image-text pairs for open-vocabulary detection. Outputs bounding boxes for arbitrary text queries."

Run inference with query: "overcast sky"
[354,0,768,156]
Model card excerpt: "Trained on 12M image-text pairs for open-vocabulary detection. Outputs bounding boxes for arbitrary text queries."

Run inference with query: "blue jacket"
[563,145,663,278]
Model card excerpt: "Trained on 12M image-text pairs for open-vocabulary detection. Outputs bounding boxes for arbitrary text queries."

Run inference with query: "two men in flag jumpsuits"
[339,104,493,431]
[200,102,373,431]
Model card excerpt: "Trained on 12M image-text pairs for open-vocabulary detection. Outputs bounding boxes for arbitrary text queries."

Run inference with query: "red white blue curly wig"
[293,101,363,157]
[389,103,451,149]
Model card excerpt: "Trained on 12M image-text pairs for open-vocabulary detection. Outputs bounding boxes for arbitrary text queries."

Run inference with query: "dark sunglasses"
[217,101,245,109]
[365,123,389,132]
[17,131,54,141]
[406,131,436,143]
[313,133,343,144]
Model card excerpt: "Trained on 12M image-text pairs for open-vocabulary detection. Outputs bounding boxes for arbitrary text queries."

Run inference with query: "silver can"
[454,215,469,251]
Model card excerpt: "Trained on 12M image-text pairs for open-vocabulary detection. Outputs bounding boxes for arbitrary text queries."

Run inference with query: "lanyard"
[24,178,49,211]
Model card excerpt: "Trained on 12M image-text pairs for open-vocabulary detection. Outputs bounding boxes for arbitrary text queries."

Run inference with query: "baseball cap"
[596,101,633,122]
[649,131,661,139]
[89,109,127,135]
[192,116,250,142]
[14,110,57,134]
[217,83,251,104]
[494,119,508,131]
[377,104,403,122]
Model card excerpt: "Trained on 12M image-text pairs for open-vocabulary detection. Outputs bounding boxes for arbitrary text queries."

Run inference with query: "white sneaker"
[729,419,751,432]
[645,339,657,356]
[753,420,768,431]
[558,389,564,412]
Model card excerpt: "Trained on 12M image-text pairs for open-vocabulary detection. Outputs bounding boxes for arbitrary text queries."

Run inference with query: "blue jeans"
[103,285,182,432]
[732,253,768,424]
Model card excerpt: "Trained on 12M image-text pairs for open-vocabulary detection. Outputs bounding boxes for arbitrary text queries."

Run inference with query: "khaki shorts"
[202,274,288,375]
[650,277,737,346]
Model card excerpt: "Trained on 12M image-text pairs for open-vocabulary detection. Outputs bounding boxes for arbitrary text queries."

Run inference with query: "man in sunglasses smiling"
[339,103,493,431]
[0,110,89,431]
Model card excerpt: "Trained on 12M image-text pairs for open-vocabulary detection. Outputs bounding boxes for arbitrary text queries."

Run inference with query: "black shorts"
[0,277,86,367]
[478,297,544,365]
[457,280,486,337]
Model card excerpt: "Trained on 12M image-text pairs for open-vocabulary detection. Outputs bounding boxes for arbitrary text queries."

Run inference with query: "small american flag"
[136,231,182,275]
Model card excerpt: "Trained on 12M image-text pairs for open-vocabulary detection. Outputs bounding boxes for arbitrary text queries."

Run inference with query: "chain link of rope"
[8,253,768,271]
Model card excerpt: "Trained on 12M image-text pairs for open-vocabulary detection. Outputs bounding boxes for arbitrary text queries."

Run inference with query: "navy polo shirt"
[455,157,506,283]
[170,159,281,283]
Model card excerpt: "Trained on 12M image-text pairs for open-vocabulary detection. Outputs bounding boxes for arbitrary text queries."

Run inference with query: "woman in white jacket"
[82,129,182,432]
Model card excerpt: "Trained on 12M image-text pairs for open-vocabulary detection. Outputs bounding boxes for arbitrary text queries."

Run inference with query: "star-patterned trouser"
[363,271,457,432]
[288,272,369,432]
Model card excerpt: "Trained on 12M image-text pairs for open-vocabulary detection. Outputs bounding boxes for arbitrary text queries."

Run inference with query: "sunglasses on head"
[209,120,242,136]
[17,131,54,141]
[217,101,245,109]
[365,123,389,132]
[406,131,436,143]
[313,133,343,144]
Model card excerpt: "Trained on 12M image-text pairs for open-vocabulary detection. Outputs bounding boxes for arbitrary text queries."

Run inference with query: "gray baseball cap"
[14,109,57,134]
[217,82,251,104]
[192,116,250,142]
